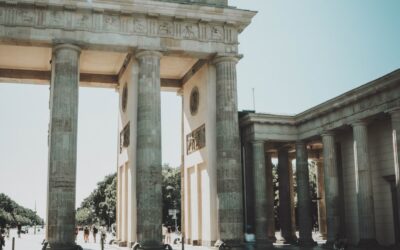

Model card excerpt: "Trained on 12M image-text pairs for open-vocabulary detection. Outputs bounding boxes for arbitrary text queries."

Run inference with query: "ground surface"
[2,229,397,250]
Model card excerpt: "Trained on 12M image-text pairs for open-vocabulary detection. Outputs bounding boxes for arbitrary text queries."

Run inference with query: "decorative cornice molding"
[0,0,255,46]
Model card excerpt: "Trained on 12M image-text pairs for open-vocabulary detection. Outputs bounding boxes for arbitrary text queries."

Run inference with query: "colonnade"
[45,43,244,250]
[248,109,400,248]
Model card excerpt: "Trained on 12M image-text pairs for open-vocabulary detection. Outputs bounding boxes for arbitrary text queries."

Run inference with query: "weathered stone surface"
[135,50,163,249]
[389,108,400,237]
[47,43,81,250]
[252,141,272,247]
[265,154,276,242]
[352,121,377,246]
[316,160,327,240]
[278,148,297,244]
[214,55,243,246]
[295,141,316,246]
[321,132,340,246]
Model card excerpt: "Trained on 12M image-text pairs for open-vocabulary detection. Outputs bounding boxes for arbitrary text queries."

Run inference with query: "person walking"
[165,226,172,245]
[0,228,5,250]
[92,225,98,243]
[17,224,22,238]
[83,226,90,243]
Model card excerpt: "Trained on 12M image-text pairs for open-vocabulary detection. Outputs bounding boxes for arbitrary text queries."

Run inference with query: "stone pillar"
[352,121,377,246]
[252,141,272,247]
[46,44,80,250]
[316,160,327,240]
[389,108,400,236]
[135,50,163,249]
[265,154,276,242]
[295,142,316,246]
[278,147,296,244]
[321,132,340,246]
[214,55,244,247]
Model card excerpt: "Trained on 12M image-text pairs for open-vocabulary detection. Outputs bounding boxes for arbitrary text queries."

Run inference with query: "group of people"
[75,225,106,243]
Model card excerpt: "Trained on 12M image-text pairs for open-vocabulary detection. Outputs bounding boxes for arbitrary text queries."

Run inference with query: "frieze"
[0,3,239,44]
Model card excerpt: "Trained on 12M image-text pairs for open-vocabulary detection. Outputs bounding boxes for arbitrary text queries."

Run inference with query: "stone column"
[316,160,327,240]
[135,50,163,249]
[278,147,296,244]
[265,154,276,242]
[389,108,400,236]
[321,132,340,246]
[47,44,80,250]
[295,141,316,246]
[252,141,272,247]
[352,121,377,246]
[214,55,244,247]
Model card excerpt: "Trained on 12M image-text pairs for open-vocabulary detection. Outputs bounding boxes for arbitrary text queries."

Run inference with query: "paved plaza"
[3,229,398,250]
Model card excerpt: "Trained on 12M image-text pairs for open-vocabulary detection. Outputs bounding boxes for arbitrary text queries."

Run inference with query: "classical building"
[0,0,255,249]
[240,69,400,247]
[0,0,399,249]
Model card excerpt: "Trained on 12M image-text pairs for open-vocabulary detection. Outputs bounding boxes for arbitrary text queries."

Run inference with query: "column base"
[133,242,166,250]
[255,239,273,249]
[278,235,297,245]
[46,243,80,250]
[297,238,317,247]
[214,240,245,250]
[357,238,379,249]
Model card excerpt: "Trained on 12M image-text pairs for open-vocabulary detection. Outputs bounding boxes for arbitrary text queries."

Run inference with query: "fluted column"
[316,160,327,240]
[214,55,244,247]
[295,141,316,246]
[389,108,400,236]
[136,50,163,249]
[47,44,80,250]
[352,121,377,246]
[252,141,272,247]
[278,147,296,244]
[265,154,276,242]
[321,132,340,246]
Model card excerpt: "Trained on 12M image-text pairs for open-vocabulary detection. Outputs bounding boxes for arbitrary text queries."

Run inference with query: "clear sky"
[0,0,399,219]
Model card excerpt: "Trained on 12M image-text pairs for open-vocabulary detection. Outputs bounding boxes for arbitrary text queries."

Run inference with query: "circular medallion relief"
[190,87,199,116]
[122,84,128,113]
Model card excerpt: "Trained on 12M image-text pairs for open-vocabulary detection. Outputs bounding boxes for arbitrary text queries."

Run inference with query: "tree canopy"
[0,193,42,227]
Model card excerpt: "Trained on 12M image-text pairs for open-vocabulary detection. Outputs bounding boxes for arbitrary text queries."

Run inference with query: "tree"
[162,165,181,228]
[0,193,42,227]
[76,173,116,227]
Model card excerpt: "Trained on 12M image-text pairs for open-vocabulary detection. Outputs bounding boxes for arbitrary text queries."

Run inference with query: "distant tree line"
[76,165,182,229]
[0,193,42,227]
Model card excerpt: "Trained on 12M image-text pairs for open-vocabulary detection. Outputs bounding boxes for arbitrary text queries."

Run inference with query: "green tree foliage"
[76,173,117,227]
[162,165,181,228]
[0,193,42,227]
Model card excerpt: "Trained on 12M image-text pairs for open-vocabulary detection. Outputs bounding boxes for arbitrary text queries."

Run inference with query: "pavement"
[2,228,398,250]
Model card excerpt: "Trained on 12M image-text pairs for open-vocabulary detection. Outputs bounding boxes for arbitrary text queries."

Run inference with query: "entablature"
[0,0,255,55]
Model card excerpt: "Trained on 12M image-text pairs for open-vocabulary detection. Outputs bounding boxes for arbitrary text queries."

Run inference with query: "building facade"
[240,69,400,247]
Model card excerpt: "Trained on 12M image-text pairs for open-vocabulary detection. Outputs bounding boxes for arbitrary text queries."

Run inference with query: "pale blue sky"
[0,0,399,219]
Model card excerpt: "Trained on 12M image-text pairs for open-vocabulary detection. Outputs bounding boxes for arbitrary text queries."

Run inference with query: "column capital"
[251,140,265,146]
[351,120,368,127]
[295,140,308,147]
[212,54,242,65]
[321,131,335,138]
[135,50,163,59]
[53,43,81,54]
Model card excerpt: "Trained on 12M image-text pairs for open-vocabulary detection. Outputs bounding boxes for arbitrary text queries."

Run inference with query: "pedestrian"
[92,225,98,243]
[83,226,90,243]
[17,223,22,238]
[162,224,167,243]
[0,228,5,250]
[100,226,107,244]
[5,225,9,239]
[74,227,79,241]
[165,226,172,245]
